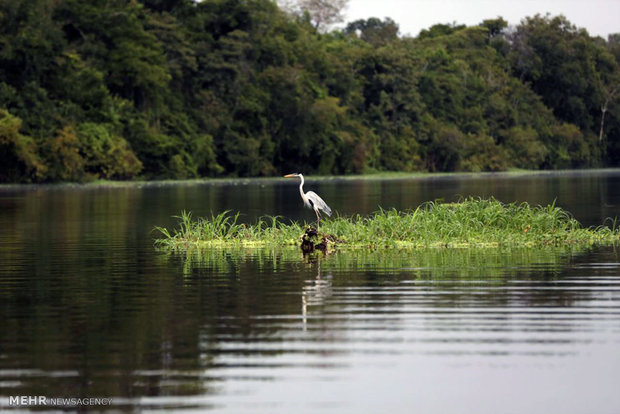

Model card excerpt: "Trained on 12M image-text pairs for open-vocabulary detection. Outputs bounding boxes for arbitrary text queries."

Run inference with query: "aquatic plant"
[154,198,620,250]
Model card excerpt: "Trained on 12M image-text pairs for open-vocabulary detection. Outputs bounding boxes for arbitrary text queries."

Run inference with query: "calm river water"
[1,170,620,413]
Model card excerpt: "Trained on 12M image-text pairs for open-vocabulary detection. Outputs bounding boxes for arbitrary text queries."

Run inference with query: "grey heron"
[284,173,332,225]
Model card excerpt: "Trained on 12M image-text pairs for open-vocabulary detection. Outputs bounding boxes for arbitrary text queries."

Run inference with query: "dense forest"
[1,0,619,182]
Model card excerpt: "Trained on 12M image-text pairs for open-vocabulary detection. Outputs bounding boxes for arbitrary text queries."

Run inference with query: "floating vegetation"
[154,198,620,251]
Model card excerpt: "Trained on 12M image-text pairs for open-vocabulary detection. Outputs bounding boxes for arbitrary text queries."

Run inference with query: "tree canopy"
[1,1,619,182]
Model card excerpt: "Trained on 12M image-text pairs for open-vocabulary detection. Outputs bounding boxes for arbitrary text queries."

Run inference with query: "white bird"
[284,173,332,225]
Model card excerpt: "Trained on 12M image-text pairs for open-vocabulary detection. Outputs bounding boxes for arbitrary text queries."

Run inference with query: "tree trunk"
[599,105,607,142]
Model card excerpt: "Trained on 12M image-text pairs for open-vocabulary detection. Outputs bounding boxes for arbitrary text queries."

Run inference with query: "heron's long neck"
[298,175,307,204]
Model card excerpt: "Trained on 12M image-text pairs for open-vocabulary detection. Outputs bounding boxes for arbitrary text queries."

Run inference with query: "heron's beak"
[284,174,295,178]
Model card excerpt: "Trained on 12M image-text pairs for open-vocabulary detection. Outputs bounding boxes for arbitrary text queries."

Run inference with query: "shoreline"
[3,168,620,190]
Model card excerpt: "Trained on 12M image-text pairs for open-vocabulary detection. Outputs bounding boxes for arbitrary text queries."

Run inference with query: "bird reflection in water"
[301,258,333,331]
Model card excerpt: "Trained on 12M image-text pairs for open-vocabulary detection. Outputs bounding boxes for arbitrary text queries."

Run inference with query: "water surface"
[1,170,620,413]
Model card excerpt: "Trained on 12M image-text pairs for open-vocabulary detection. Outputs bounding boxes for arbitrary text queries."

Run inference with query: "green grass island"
[155,198,620,251]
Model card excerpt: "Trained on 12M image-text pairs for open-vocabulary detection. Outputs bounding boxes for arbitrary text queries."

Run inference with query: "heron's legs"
[314,208,321,227]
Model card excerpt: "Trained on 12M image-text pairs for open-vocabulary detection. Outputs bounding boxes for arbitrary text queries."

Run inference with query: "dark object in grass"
[301,226,325,253]
[300,226,339,253]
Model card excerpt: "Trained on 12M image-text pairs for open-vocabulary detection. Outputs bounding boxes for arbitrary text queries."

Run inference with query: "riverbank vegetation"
[154,198,620,250]
[2,0,620,183]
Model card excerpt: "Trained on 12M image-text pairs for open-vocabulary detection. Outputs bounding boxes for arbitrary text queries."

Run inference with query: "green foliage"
[345,17,399,47]
[76,123,143,180]
[423,123,464,172]
[46,125,85,182]
[155,198,620,250]
[545,123,597,169]
[501,127,548,169]
[460,134,508,172]
[508,14,619,160]
[0,109,46,182]
[480,17,508,39]
[1,1,619,183]
[418,23,467,39]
